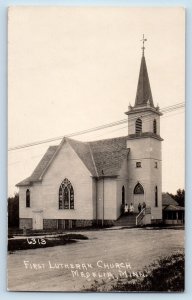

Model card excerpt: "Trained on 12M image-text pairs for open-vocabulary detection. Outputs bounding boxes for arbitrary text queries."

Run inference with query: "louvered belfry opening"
[135,118,142,134]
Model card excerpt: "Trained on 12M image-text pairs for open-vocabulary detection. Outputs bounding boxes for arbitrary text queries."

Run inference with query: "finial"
[141,34,147,56]
[128,102,132,110]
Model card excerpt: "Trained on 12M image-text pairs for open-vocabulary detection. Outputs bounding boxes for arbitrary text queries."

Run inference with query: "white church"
[17,41,163,230]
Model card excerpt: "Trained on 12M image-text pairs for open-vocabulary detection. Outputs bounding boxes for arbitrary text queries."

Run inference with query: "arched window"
[135,118,142,134]
[122,186,125,206]
[26,189,30,207]
[155,186,158,207]
[59,178,74,209]
[134,183,144,194]
[153,119,157,134]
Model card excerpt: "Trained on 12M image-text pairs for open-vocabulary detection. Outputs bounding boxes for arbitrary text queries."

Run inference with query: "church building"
[17,39,163,230]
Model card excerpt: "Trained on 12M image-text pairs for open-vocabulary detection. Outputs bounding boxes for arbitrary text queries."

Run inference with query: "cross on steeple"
[141,34,147,56]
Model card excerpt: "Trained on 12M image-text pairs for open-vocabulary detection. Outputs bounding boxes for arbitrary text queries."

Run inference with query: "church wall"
[96,178,117,220]
[19,184,42,228]
[116,159,129,219]
[92,178,97,220]
[40,141,94,220]
[19,184,42,218]
[127,137,162,220]
[19,141,95,229]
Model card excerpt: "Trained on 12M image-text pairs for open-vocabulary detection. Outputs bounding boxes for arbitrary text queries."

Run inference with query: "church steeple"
[134,35,154,108]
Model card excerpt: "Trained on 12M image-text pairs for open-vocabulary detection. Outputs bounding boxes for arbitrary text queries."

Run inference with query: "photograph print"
[8,6,185,292]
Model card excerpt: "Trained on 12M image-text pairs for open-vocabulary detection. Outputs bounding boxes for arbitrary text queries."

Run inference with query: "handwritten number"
[27,238,46,245]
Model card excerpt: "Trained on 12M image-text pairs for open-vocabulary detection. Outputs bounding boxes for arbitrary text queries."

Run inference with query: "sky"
[8,6,185,196]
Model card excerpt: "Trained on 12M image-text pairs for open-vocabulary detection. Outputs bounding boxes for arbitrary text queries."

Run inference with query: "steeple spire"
[134,35,154,108]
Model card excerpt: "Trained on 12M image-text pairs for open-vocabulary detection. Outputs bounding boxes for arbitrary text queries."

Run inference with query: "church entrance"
[32,210,43,230]
[133,183,144,212]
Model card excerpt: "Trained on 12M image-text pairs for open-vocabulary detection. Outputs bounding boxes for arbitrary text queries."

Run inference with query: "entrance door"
[33,211,43,230]
[133,183,144,212]
[133,194,144,212]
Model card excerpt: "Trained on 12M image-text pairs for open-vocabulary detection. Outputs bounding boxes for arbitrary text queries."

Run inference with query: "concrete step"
[114,213,137,227]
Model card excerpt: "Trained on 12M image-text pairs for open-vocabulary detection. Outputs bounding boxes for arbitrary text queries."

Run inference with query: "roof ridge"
[88,143,99,177]
[38,139,64,180]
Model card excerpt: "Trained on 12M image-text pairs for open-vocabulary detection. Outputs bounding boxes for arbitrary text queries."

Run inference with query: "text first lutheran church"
[17,38,163,230]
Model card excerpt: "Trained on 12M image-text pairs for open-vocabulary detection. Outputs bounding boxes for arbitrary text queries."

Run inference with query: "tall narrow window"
[59,178,74,209]
[134,183,144,194]
[153,119,157,134]
[122,186,125,206]
[135,118,142,134]
[26,189,30,207]
[155,186,158,207]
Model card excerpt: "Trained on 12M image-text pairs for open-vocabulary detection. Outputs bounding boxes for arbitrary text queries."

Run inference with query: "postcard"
[8,6,185,292]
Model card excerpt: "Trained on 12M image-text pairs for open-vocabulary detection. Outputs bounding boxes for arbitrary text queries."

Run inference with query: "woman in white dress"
[129,203,134,214]
[124,203,128,214]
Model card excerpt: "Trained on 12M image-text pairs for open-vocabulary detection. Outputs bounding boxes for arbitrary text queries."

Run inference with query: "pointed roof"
[16,136,129,186]
[134,55,154,107]
[162,193,179,207]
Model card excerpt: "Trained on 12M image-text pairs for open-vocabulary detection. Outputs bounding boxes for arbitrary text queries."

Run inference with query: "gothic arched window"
[134,183,144,194]
[59,178,74,209]
[155,186,158,207]
[26,189,30,207]
[135,118,142,134]
[153,119,157,134]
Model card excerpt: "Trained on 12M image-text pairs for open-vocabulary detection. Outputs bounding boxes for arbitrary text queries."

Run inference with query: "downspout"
[102,170,104,227]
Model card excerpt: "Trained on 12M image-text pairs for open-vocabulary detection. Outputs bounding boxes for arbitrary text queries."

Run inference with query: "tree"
[169,189,185,207]
[8,193,19,227]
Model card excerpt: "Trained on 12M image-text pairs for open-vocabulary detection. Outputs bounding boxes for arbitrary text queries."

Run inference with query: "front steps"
[114,213,138,227]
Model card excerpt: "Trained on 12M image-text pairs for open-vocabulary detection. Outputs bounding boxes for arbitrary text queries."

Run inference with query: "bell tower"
[125,35,163,222]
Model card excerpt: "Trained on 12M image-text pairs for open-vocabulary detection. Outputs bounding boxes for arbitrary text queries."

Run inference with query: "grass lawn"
[7,228,184,292]
[86,252,184,292]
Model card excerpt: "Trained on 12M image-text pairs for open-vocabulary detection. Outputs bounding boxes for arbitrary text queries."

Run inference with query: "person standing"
[138,203,141,213]
[124,203,129,215]
[129,203,134,214]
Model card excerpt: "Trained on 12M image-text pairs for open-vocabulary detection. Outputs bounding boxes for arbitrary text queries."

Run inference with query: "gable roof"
[16,146,58,186]
[162,193,179,207]
[16,136,129,186]
[163,204,184,211]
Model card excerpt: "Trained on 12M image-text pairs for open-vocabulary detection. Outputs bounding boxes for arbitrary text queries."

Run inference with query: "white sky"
[8,7,185,196]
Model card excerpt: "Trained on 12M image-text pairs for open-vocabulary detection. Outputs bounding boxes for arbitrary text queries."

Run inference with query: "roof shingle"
[162,193,179,207]
[16,136,129,186]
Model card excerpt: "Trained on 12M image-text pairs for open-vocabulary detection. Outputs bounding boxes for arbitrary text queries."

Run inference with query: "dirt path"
[7,228,184,291]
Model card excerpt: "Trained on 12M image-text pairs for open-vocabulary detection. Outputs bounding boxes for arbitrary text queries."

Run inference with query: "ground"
[7,227,184,292]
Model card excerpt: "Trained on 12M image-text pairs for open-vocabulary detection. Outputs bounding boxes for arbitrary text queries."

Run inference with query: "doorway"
[33,211,43,230]
[133,183,144,212]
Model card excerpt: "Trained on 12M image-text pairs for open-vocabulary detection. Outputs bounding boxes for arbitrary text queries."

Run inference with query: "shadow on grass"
[86,252,184,292]
[8,233,88,252]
